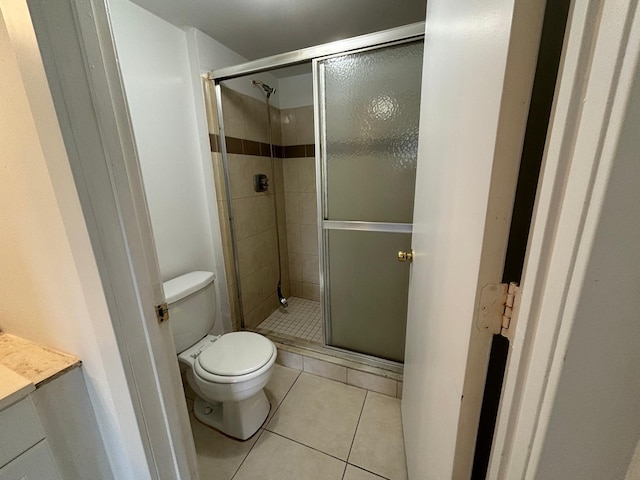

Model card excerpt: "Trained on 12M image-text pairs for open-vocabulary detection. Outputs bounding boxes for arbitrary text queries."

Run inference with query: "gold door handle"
[397,250,413,263]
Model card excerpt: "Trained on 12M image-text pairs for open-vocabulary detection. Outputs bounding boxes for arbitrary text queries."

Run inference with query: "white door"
[402,0,546,478]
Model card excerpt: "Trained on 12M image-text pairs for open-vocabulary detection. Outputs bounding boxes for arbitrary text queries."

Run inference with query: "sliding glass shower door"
[315,40,424,363]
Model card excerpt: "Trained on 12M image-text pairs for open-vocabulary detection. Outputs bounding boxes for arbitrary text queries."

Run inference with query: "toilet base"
[193,391,270,440]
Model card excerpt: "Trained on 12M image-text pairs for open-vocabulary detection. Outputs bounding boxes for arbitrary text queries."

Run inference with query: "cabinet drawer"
[0,440,60,480]
[0,397,45,468]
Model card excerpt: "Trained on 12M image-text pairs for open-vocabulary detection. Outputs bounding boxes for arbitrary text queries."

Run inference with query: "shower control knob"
[397,250,414,263]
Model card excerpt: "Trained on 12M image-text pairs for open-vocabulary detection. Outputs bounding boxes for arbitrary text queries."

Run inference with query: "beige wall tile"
[283,158,299,192]
[280,265,290,298]
[299,224,318,255]
[299,192,317,224]
[302,254,319,284]
[289,253,302,282]
[228,154,273,200]
[220,87,246,139]
[295,106,315,145]
[276,194,288,240]
[236,228,277,278]
[276,349,303,370]
[244,294,278,329]
[273,158,284,193]
[298,157,316,192]
[396,381,403,399]
[302,283,320,301]
[280,108,297,145]
[303,356,346,383]
[290,281,303,297]
[240,262,277,313]
[243,95,270,144]
[284,192,300,224]
[286,223,301,254]
[270,108,282,145]
[233,194,276,239]
[347,369,397,397]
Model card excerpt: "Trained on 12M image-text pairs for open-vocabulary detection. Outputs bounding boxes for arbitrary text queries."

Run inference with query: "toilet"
[164,271,277,440]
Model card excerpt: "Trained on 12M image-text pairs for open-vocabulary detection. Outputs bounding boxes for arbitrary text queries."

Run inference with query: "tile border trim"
[210,133,314,158]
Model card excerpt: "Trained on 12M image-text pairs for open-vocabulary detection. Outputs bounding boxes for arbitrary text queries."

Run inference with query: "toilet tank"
[163,271,216,353]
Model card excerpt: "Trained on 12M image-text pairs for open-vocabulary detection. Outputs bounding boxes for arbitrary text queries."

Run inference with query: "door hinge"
[476,282,520,342]
[155,303,169,323]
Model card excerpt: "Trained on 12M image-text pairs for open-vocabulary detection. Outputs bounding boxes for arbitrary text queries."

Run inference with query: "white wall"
[278,73,313,109]
[0,3,148,478]
[109,0,216,283]
[191,28,281,107]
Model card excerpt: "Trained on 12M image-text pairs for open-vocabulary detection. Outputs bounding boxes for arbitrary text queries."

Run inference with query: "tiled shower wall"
[207,85,319,330]
[281,106,320,301]
[208,86,288,330]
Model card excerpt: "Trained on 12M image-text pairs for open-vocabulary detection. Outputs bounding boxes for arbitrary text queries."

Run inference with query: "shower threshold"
[250,297,403,377]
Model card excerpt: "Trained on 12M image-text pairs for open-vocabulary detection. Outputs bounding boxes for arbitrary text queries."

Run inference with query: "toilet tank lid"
[163,271,214,304]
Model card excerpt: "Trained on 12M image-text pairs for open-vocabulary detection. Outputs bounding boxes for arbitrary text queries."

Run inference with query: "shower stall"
[203,24,424,367]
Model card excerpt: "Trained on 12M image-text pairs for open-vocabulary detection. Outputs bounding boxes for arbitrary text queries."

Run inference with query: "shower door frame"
[313,41,423,365]
[209,23,424,369]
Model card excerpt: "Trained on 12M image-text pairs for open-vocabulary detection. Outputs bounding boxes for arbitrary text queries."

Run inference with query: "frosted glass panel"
[321,41,423,223]
[327,230,411,362]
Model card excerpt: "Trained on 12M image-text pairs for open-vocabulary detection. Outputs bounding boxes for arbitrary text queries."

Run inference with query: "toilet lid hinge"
[155,303,170,323]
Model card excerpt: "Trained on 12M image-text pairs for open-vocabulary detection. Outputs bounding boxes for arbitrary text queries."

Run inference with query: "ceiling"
[129,0,427,61]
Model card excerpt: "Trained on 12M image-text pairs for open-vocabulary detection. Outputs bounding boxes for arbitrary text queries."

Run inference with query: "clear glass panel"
[327,230,411,362]
[321,41,423,223]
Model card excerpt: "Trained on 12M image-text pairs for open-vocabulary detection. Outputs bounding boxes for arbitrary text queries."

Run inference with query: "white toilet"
[164,271,277,440]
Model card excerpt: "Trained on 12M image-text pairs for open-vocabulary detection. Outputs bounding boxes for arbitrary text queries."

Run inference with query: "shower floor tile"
[256,296,322,344]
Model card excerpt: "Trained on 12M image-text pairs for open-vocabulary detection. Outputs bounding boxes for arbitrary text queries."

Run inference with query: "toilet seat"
[194,332,276,384]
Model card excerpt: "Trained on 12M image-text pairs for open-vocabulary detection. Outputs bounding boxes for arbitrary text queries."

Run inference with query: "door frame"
[17,0,199,478]
[489,0,640,476]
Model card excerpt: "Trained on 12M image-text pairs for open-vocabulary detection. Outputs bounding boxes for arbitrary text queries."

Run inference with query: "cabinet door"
[0,441,60,480]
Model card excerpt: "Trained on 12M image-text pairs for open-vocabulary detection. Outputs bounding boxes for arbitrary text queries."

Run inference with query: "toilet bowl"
[164,271,277,440]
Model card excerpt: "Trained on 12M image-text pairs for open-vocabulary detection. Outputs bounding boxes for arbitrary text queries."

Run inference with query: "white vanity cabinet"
[0,396,60,480]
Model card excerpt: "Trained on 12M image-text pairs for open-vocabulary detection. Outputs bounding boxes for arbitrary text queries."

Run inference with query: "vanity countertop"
[0,333,80,410]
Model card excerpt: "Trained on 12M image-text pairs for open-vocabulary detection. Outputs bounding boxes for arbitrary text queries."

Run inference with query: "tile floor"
[186,365,407,480]
[256,297,322,344]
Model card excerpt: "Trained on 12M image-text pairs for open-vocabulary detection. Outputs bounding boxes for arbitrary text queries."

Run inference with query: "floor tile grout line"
[345,390,368,465]
[229,428,264,480]
[263,429,350,464]
[267,368,302,422]
[340,460,349,480]
[229,369,302,480]
[345,463,391,480]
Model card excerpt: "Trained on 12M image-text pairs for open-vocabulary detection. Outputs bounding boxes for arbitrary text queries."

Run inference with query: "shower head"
[252,79,276,98]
